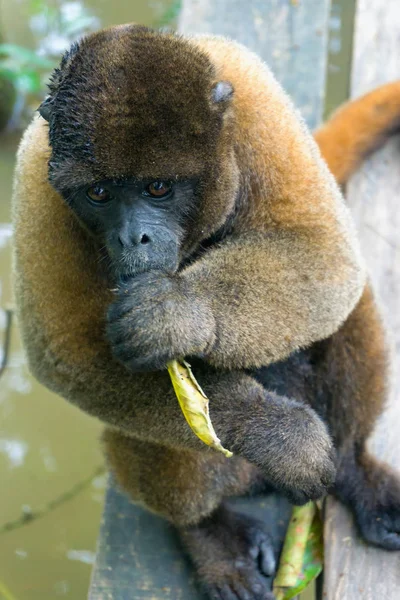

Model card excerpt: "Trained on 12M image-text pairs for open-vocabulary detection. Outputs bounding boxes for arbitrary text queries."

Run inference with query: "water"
[0,1,354,598]
[0,3,179,600]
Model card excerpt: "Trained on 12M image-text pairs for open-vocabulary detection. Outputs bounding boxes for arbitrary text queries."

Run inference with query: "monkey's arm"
[106,219,364,372]
[189,77,400,370]
[11,119,201,450]
[182,226,365,369]
[106,83,366,373]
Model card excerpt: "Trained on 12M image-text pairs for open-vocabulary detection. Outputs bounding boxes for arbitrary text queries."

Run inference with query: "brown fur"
[11,26,400,599]
[315,81,400,185]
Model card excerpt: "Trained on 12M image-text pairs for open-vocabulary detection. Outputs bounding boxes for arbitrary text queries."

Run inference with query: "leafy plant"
[0,1,99,129]
[28,1,100,60]
[0,43,55,96]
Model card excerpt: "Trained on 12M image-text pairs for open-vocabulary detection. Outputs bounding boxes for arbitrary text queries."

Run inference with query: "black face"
[65,177,198,279]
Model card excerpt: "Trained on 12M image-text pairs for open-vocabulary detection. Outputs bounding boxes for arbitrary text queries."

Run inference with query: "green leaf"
[62,16,98,37]
[0,44,55,69]
[29,0,48,15]
[0,66,20,84]
[167,360,233,457]
[274,507,323,600]
[16,71,42,95]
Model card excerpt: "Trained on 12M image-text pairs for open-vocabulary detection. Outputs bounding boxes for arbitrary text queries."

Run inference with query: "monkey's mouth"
[111,255,179,282]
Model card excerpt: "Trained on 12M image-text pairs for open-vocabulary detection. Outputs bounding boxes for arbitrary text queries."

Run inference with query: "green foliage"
[0,1,99,128]
[278,511,323,599]
[153,0,182,28]
[0,43,55,95]
[0,0,182,129]
[0,44,54,69]
[28,0,100,52]
[273,503,323,600]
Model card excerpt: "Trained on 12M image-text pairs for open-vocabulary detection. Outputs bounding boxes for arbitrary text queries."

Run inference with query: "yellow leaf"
[167,360,233,458]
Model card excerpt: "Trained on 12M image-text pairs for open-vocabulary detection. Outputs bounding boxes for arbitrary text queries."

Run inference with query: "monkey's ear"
[37,96,53,122]
[211,81,234,105]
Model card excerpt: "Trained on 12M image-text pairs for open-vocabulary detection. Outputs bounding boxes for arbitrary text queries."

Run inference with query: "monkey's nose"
[118,232,151,247]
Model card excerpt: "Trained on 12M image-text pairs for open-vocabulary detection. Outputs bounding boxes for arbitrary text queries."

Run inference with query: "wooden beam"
[323,0,400,597]
[89,478,208,599]
[89,481,293,599]
[179,0,331,129]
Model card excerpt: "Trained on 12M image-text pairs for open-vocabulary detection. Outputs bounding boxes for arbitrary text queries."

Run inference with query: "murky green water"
[0,1,354,599]
[0,3,179,600]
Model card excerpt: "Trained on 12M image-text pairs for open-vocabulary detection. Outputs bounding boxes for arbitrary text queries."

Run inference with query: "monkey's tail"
[314,81,400,186]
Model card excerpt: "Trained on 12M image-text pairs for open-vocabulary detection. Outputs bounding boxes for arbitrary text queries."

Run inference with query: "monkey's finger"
[231,583,251,599]
[259,542,276,577]
[116,270,174,299]
[107,298,137,322]
[203,585,225,600]
[110,341,172,372]
[220,584,240,600]
[233,579,273,600]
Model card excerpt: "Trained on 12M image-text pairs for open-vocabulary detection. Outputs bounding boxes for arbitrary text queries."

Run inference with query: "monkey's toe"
[245,526,276,577]
[357,506,400,551]
[203,563,276,600]
[180,504,276,600]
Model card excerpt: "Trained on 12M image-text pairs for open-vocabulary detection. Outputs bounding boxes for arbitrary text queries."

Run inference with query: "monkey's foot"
[180,503,276,600]
[358,501,400,551]
[336,451,400,551]
[355,474,400,551]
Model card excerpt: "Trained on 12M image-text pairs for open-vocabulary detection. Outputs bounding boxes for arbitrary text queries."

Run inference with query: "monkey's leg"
[334,449,400,551]
[181,504,277,600]
[103,427,263,526]
[311,284,400,550]
[103,428,276,600]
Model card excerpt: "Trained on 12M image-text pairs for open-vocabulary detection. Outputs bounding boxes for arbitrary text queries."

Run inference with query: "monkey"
[11,25,400,600]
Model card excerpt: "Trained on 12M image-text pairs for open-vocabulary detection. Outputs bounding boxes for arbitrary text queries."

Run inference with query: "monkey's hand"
[106,271,216,372]
[219,391,337,504]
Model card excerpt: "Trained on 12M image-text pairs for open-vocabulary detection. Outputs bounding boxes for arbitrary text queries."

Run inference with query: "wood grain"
[89,478,207,600]
[323,0,400,598]
[179,0,331,129]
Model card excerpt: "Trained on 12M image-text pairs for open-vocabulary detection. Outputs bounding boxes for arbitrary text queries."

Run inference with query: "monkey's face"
[40,25,239,279]
[67,177,199,277]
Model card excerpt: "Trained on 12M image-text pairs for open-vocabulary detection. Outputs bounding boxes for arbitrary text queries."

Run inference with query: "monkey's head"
[40,25,239,279]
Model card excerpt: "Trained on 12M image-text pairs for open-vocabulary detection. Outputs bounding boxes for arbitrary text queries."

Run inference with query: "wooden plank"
[323,0,400,598]
[89,477,208,600]
[89,476,292,599]
[90,1,332,597]
[179,0,331,130]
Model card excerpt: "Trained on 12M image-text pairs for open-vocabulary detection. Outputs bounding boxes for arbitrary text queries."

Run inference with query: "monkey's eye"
[144,181,172,199]
[86,185,111,204]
